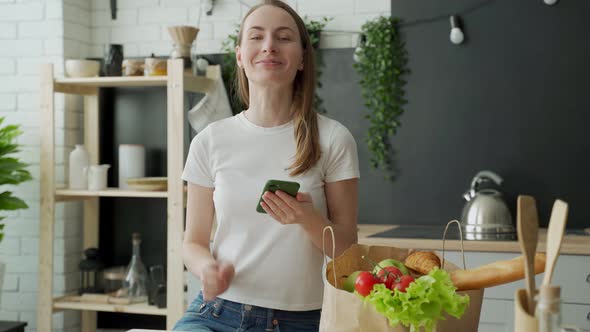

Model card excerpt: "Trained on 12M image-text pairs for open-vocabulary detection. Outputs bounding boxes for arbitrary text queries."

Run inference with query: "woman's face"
[236,5,304,87]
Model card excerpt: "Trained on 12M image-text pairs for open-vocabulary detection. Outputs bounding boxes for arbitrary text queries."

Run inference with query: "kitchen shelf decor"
[38,59,218,331]
[353,16,409,181]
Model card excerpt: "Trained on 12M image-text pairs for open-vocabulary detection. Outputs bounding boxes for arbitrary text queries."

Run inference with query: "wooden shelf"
[55,187,168,199]
[39,59,192,331]
[53,296,167,316]
[54,74,215,94]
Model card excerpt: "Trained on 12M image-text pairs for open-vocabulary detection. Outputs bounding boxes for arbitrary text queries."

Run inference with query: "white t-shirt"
[182,111,360,311]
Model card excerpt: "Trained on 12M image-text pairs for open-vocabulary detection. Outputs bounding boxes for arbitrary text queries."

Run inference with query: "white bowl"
[65,59,100,78]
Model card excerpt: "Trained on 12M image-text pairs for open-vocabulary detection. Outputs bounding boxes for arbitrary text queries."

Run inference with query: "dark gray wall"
[370,0,589,228]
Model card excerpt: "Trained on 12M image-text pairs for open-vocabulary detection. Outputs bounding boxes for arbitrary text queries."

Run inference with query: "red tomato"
[394,275,415,293]
[377,266,402,289]
[355,271,381,296]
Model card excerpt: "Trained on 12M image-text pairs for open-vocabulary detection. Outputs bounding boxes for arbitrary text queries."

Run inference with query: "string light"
[449,15,465,45]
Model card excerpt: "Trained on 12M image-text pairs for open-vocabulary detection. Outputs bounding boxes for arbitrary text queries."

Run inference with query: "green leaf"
[0,117,32,242]
[364,269,470,331]
[0,192,29,210]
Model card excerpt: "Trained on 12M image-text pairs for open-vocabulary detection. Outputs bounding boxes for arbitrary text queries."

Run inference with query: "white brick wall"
[0,3,44,21]
[0,0,91,330]
[88,0,390,57]
[0,0,390,330]
[0,23,17,39]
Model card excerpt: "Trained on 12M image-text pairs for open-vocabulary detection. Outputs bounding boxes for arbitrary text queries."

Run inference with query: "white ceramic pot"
[65,59,100,78]
[119,144,145,189]
[69,144,89,189]
[85,164,110,190]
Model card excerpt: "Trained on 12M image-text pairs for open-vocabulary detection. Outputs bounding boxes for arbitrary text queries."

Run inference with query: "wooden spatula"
[517,195,539,315]
[542,199,568,287]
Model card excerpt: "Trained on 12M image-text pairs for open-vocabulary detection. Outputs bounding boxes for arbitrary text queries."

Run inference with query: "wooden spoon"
[542,199,568,286]
[516,195,539,315]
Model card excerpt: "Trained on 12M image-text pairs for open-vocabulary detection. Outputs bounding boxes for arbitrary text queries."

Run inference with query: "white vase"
[119,144,145,189]
[69,144,89,189]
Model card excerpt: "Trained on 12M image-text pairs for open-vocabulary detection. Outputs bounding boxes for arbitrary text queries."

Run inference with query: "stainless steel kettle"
[460,170,516,240]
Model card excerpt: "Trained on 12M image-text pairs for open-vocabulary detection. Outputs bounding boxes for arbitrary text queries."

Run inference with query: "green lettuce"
[363,268,470,332]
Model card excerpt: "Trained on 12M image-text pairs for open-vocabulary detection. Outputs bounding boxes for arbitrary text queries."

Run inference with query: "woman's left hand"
[261,190,317,225]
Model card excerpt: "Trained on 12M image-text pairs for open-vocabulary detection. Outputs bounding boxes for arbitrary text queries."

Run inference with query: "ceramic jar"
[118,144,145,189]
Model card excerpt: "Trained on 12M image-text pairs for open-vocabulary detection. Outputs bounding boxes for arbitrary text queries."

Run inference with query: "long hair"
[236,0,320,176]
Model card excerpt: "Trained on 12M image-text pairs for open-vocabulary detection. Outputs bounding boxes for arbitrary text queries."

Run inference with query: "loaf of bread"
[450,253,546,291]
[404,251,441,275]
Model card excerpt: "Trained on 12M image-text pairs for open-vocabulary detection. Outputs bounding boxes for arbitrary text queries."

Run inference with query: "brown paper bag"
[319,243,483,332]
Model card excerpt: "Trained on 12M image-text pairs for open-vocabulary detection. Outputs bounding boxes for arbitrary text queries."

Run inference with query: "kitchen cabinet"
[38,59,217,331]
[444,251,590,331]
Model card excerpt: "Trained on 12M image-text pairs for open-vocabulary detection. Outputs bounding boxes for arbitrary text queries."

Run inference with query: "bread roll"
[451,253,546,291]
[404,251,441,275]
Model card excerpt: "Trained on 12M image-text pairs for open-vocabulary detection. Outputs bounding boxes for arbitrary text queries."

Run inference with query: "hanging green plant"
[303,16,331,115]
[220,16,332,115]
[353,16,409,180]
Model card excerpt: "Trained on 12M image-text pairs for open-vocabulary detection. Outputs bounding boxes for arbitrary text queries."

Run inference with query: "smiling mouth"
[256,59,282,65]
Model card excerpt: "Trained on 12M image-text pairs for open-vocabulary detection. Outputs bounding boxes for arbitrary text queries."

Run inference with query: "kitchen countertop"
[357,224,590,255]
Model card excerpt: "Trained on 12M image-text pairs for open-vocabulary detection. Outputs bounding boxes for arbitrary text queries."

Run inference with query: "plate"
[125,177,167,191]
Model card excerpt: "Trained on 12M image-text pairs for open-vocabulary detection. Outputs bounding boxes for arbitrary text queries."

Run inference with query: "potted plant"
[353,16,409,180]
[0,117,32,290]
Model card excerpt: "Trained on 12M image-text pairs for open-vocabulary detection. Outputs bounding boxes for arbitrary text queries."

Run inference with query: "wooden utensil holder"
[515,288,538,332]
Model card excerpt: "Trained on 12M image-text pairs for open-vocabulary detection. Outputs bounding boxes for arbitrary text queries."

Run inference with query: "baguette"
[450,253,546,291]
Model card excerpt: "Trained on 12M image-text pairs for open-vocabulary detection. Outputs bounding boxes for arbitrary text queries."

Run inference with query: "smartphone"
[256,179,300,213]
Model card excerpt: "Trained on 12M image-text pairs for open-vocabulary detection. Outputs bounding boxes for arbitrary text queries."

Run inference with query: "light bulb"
[196,58,209,72]
[449,16,464,45]
[450,28,464,44]
[353,46,362,63]
[544,0,558,5]
[353,34,366,62]
[204,0,214,15]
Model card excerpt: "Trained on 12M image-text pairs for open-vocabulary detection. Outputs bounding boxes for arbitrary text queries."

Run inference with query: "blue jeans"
[173,292,321,332]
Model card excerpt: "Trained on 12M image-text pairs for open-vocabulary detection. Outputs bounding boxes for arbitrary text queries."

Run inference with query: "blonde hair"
[236,0,320,176]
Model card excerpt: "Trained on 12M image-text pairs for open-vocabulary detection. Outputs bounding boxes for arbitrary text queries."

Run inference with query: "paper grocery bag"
[319,244,483,332]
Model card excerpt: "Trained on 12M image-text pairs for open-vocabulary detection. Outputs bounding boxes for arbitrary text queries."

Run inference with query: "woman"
[174,1,359,331]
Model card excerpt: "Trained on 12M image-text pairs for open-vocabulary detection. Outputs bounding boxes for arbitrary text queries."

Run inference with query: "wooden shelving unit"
[55,187,169,199]
[38,59,217,331]
[53,295,168,316]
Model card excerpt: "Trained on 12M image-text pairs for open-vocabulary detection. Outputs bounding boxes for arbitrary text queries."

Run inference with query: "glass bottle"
[123,232,148,302]
[535,285,561,332]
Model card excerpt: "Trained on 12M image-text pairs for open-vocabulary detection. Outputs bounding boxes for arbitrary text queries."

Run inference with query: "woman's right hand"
[200,261,235,301]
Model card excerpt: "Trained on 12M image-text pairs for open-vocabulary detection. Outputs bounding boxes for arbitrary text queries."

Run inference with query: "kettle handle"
[470,170,503,191]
